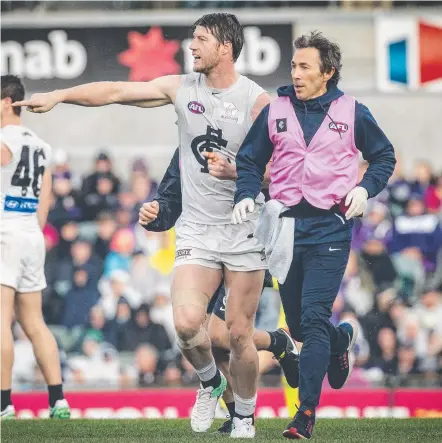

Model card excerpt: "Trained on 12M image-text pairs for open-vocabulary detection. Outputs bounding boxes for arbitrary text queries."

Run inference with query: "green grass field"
[2,418,442,443]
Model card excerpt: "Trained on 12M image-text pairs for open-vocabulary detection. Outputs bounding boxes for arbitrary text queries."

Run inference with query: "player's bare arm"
[251,92,271,122]
[37,168,52,230]
[0,143,13,166]
[12,75,182,113]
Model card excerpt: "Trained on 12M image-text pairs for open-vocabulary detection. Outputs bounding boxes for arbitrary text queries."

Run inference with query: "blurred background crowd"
[11,148,442,392]
[2,0,442,12]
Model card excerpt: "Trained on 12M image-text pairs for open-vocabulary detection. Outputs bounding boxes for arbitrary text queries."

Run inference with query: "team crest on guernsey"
[188,101,205,114]
[276,118,287,133]
[329,122,349,133]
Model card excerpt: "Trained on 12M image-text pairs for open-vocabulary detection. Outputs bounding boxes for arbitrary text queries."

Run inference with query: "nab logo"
[188,101,205,115]
[329,122,348,133]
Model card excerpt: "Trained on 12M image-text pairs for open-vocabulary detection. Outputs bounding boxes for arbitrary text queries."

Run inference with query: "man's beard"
[193,58,217,75]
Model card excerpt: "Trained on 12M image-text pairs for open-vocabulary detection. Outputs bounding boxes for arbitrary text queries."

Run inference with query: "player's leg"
[208,297,234,401]
[15,231,70,419]
[0,231,22,419]
[253,328,300,389]
[172,264,222,374]
[15,290,70,418]
[208,301,235,434]
[1,285,16,419]
[172,263,226,432]
[224,267,263,437]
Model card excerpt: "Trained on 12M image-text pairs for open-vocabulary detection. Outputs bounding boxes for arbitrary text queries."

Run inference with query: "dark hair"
[1,75,25,116]
[192,13,244,62]
[293,31,342,86]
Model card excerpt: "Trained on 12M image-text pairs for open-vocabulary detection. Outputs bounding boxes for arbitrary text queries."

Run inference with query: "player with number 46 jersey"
[1,75,70,420]
[1,96,52,293]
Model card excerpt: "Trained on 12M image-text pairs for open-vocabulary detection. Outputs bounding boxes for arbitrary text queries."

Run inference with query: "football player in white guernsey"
[15,14,270,437]
[1,75,70,419]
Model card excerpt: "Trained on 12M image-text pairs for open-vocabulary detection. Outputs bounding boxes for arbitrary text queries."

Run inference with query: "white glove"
[345,186,368,220]
[231,198,255,224]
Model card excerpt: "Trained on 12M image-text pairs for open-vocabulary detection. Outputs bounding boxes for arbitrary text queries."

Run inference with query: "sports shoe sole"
[283,427,308,439]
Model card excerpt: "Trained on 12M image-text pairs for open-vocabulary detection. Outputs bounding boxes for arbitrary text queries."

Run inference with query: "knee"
[19,317,47,341]
[227,320,253,352]
[175,318,202,343]
[174,307,205,341]
[300,305,329,338]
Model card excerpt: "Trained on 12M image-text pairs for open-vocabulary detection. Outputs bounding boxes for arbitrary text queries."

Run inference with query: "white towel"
[254,200,294,285]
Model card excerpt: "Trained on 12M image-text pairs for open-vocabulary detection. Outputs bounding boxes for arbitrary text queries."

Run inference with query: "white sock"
[234,393,257,417]
[195,358,217,382]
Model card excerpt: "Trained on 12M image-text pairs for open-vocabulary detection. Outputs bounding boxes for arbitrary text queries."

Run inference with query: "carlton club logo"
[188,101,205,114]
[329,122,348,133]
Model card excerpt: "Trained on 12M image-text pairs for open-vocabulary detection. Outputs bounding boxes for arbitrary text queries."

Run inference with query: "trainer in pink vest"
[268,95,359,210]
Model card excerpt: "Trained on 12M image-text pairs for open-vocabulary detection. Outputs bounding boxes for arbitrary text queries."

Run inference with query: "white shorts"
[0,228,46,293]
[174,219,267,272]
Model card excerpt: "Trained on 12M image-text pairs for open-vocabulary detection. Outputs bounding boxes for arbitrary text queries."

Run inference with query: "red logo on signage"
[118,27,180,81]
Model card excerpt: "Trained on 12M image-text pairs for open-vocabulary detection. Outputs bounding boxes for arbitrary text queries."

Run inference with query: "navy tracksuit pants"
[279,240,351,409]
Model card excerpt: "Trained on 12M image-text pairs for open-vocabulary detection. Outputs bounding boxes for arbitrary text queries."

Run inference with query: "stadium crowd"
[2,1,441,13]
[11,149,442,392]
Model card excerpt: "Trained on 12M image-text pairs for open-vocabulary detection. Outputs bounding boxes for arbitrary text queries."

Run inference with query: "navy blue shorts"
[207,270,273,322]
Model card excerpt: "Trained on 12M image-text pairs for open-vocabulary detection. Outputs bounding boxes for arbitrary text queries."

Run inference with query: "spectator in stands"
[99,269,141,320]
[396,343,420,386]
[411,160,433,199]
[57,221,79,259]
[82,152,120,220]
[134,345,159,387]
[59,239,102,329]
[117,185,139,225]
[94,212,118,261]
[67,333,120,387]
[131,169,158,216]
[385,154,413,217]
[52,148,81,189]
[80,305,118,349]
[130,249,169,306]
[390,196,442,273]
[47,170,83,229]
[337,250,375,316]
[392,247,426,304]
[424,174,442,214]
[103,228,136,276]
[149,287,175,343]
[82,151,120,196]
[118,304,172,362]
[370,327,398,377]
